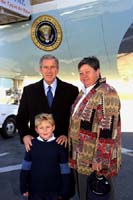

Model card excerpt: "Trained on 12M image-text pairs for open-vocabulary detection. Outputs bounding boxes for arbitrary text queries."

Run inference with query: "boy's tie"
[47,86,53,107]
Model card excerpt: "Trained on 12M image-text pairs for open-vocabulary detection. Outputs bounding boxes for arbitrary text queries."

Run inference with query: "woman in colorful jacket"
[68,56,121,200]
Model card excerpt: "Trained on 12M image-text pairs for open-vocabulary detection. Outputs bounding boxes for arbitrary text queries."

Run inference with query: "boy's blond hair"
[35,113,55,128]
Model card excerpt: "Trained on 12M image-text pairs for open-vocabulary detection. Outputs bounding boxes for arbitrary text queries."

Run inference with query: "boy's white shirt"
[37,134,56,142]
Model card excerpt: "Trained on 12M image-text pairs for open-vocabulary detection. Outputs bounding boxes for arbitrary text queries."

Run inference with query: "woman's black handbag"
[87,171,111,200]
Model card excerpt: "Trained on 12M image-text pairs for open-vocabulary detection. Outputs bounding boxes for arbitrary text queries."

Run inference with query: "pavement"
[0,132,133,200]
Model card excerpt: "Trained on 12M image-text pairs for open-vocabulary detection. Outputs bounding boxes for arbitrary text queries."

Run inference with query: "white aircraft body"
[0,0,133,133]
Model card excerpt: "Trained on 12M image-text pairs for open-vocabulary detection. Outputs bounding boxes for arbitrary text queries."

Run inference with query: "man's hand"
[56,135,67,147]
[23,135,34,152]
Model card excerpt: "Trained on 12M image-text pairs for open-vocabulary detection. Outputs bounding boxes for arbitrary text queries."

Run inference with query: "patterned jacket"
[68,78,121,178]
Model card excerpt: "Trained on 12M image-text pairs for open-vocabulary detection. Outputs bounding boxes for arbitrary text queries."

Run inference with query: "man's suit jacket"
[16,77,79,141]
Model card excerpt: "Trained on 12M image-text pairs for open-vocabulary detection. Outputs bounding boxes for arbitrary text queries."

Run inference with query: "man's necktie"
[47,86,53,107]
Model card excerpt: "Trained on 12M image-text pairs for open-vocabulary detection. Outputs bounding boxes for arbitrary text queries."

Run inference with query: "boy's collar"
[37,134,56,142]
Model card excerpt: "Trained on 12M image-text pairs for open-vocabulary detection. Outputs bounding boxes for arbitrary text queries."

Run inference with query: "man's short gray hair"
[39,55,59,68]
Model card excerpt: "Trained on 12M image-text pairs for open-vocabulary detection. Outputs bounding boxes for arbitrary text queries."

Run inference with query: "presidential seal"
[31,15,63,51]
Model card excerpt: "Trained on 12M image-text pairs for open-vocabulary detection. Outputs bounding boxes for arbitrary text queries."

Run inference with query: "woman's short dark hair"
[78,56,100,71]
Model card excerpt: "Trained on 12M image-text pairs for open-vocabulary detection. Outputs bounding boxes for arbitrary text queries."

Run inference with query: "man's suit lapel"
[51,78,63,109]
[36,79,50,108]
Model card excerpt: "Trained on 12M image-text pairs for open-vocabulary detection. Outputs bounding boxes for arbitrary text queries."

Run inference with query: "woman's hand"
[92,162,102,172]
[23,191,29,197]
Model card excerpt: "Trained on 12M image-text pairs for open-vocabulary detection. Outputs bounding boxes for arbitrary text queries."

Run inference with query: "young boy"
[20,113,71,200]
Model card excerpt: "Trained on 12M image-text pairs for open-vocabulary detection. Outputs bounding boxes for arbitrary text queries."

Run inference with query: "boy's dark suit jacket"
[16,77,79,141]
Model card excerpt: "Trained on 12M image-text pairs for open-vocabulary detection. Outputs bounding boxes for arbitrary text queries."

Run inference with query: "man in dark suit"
[16,55,79,151]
